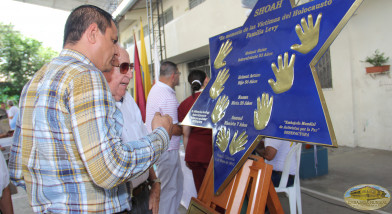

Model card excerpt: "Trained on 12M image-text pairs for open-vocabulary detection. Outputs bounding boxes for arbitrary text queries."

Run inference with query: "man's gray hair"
[7,100,14,106]
[160,61,178,77]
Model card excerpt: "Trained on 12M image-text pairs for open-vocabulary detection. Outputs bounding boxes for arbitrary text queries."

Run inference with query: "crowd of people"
[0,4,298,214]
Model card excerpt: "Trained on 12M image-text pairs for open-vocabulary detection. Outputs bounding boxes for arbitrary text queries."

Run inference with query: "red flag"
[133,35,146,122]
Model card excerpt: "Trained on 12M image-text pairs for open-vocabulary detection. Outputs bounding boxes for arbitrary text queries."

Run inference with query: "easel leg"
[266,182,284,214]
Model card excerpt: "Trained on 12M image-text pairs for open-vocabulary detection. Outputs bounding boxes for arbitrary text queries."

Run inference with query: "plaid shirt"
[8,49,169,213]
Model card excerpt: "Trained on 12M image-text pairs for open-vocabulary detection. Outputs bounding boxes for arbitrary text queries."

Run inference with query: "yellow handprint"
[216,126,230,152]
[254,93,273,130]
[291,13,322,54]
[268,52,295,94]
[214,40,233,69]
[209,68,230,99]
[229,130,248,155]
[211,95,229,124]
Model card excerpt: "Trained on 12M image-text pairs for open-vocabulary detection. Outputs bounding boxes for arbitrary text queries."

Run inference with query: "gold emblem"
[214,40,233,69]
[209,68,230,100]
[291,13,322,54]
[344,184,391,210]
[211,95,229,124]
[254,93,273,130]
[229,130,248,155]
[216,126,230,152]
[268,52,296,94]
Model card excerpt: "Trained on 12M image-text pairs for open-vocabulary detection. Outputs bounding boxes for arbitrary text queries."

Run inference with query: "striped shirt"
[146,81,181,150]
[8,49,169,213]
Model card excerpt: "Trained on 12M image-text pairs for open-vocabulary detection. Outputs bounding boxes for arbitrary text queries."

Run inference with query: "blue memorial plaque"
[181,0,363,194]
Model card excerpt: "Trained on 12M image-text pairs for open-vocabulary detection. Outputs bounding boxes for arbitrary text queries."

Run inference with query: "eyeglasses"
[114,62,134,74]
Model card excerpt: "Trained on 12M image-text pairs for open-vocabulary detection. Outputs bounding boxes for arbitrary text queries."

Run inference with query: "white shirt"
[7,106,18,119]
[116,92,149,188]
[0,150,9,198]
[264,138,297,175]
[146,81,181,151]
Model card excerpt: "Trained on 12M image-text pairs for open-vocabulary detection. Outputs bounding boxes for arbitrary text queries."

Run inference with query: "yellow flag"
[140,19,151,100]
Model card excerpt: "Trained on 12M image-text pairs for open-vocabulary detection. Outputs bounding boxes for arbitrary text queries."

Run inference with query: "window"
[159,7,173,26]
[315,48,332,89]
[123,37,134,50]
[187,57,211,77]
[189,0,206,9]
[139,25,149,38]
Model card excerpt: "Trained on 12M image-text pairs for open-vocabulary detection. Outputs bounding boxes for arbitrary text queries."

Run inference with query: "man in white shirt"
[103,46,161,214]
[146,61,183,214]
[0,149,14,213]
[6,101,18,130]
[262,138,297,187]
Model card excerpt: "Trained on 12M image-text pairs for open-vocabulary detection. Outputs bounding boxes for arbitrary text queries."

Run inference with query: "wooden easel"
[187,155,283,214]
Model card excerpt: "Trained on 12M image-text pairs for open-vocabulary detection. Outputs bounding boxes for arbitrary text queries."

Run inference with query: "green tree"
[0,23,58,103]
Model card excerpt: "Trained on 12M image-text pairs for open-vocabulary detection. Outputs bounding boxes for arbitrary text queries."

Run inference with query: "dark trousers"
[271,170,295,187]
[130,183,152,214]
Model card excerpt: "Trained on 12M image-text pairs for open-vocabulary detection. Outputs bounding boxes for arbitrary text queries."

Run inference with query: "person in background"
[259,138,297,187]
[0,103,6,111]
[8,5,172,213]
[6,101,18,130]
[0,148,14,214]
[146,61,183,214]
[178,70,212,193]
[103,46,161,214]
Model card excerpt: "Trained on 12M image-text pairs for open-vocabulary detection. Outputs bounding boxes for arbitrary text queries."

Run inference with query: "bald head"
[103,47,133,101]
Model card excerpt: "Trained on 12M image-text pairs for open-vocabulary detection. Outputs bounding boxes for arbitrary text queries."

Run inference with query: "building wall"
[119,0,392,150]
[325,0,392,150]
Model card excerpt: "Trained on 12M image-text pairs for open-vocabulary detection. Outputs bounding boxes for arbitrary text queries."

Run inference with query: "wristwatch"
[150,178,161,184]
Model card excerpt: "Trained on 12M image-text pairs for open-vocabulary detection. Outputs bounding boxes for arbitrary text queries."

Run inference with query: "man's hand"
[216,126,230,152]
[211,95,229,124]
[229,130,248,155]
[254,93,273,130]
[209,68,230,99]
[149,182,160,214]
[268,52,295,94]
[214,40,233,70]
[291,13,322,54]
[151,112,173,138]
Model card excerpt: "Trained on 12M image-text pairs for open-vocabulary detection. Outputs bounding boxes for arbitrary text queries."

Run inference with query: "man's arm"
[263,146,277,161]
[70,71,171,189]
[148,168,160,214]
[171,124,182,136]
[0,186,14,214]
[8,104,25,189]
[182,125,191,149]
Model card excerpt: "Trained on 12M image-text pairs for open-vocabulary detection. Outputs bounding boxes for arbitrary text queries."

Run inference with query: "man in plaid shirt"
[8,5,173,214]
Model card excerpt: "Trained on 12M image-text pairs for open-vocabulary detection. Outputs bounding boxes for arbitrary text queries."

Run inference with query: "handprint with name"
[214,40,233,69]
[229,130,248,155]
[291,13,322,54]
[209,68,230,99]
[254,93,273,130]
[211,95,229,124]
[268,52,295,94]
[216,126,230,152]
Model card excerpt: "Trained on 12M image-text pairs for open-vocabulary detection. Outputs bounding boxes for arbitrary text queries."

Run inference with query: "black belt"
[273,170,295,180]
[114,210,131,214]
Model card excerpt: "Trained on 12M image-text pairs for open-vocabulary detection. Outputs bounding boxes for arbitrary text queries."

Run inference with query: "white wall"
[164,0,248,60]
[326,0,392,150]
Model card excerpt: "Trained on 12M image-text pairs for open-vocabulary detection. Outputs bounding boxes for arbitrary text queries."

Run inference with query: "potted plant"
[364,50,390,73]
